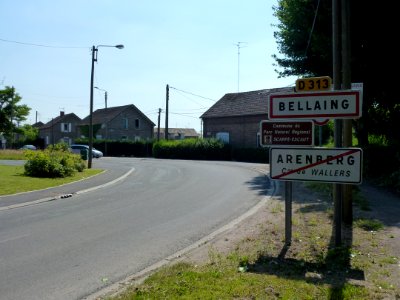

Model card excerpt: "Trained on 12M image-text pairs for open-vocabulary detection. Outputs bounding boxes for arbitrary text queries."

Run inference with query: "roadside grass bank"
[0,149,26,160]
[0,165,103,196]
[107,182,399,300]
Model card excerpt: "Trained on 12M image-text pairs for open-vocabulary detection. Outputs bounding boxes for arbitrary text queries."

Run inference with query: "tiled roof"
[80,104,155,126]
[39,113,81,129]
[155,128,199,137]
[201,87,294,118]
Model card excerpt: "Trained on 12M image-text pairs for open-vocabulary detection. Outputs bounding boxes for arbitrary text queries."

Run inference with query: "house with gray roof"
[38,111,82,147]
[80,104,155,141]
[201,87,294,148]
[155,128,199,140]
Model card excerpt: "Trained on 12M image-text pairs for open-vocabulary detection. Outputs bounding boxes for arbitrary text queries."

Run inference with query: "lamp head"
[115,44,124,49]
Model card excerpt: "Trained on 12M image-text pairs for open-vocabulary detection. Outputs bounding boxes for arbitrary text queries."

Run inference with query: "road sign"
[268,90,362,120]
[269,147,363,184]
[260,120,314,147]
[296,76,332,92]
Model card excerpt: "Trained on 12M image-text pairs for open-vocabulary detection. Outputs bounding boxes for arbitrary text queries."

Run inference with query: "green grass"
[354,218,384,231]
[0,165,103,196]
[111,260,369,300]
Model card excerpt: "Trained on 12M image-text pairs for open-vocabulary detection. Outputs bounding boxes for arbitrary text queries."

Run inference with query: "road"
[0,158,271,300]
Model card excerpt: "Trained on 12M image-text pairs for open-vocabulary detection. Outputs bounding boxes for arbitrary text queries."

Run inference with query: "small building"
[201,87,294,148]
[38,111,82,147]
[155,128,199,140]
[80,104,155,141]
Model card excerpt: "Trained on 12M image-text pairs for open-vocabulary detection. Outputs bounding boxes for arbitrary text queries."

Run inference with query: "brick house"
[80,104,155,141]
[38,111,82,147]
[201,87,293,148]
[155,128,199,140]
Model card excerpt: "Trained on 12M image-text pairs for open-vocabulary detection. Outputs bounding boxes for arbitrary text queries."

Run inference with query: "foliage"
[354,218,384,231]
[16,124,39,142]
[272,0,332,78]
[24,143,86,178]
[0,86,31,142]
[153,138,231,161]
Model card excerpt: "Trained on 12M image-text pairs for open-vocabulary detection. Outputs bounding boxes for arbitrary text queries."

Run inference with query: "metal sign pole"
[285,181,292,246]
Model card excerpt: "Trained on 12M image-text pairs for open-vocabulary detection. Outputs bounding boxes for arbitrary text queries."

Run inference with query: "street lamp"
[89,44,124,169]
[94,86,108,156]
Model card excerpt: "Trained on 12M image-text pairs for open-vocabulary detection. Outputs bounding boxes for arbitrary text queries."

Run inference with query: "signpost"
[269,147,363,184]
[268,90,362,120]
[260,120,314,147]
[267,76,364,247]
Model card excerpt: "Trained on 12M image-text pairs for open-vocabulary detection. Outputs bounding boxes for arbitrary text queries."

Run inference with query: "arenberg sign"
[269,147,363,184]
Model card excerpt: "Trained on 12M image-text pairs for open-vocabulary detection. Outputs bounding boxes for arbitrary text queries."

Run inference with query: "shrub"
[153,138,231,160]
[24,143,86,178]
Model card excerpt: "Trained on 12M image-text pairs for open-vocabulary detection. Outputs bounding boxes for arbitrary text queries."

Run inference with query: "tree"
[0,86,31,143]
[272,1,399,147]
[17,124,39,142]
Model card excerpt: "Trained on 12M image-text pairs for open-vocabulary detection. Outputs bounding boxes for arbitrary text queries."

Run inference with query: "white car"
[70,144,103,158]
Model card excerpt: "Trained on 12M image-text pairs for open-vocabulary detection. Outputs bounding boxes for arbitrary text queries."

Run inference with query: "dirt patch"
[180,181,400,299]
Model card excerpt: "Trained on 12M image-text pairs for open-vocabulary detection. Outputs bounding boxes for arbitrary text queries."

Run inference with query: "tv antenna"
[235,42,247,92]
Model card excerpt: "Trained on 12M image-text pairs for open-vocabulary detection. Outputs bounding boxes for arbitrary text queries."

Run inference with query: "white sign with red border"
[268,90,362,120]
[269,147,363,184]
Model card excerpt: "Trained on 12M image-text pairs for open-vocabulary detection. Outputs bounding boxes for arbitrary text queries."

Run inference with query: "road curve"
[0,158,272,300]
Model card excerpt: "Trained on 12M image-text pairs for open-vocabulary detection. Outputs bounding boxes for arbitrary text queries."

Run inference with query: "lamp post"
[88,44,123,168]
[94,86,108,156]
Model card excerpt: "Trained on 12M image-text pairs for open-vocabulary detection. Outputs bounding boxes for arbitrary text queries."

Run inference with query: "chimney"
[60,111,65,116]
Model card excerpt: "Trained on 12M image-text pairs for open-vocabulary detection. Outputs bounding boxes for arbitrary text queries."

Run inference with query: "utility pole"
[35,111,38,124]
[104,91,108,109]
[332,0,343,246]
[165,84,169,140]
[341,0,353,225]
[157,108,161,141]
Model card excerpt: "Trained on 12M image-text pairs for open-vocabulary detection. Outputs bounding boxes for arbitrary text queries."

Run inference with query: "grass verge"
[0,165,103,196]
[107,182,399,300]
[0,149,27,160]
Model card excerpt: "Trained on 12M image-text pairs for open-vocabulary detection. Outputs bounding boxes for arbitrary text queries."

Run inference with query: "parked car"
[19,144,37,150]
[70,144,103,158]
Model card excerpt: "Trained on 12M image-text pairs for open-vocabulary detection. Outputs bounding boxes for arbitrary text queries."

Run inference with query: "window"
[135,118,140,129]
[61,123,71,132]
[122,118,128,129]
[216,132,229,144]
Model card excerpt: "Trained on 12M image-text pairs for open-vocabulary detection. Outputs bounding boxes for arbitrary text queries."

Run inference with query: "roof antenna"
[235,42,247,93]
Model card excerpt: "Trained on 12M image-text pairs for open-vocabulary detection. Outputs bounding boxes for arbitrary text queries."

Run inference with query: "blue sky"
[0,0,296,132]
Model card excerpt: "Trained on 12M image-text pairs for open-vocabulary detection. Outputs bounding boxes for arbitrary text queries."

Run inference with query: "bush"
[153,138,231,160]
[24,143,86,178]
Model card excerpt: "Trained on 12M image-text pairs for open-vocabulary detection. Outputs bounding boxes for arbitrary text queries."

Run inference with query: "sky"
[0,0,297,133]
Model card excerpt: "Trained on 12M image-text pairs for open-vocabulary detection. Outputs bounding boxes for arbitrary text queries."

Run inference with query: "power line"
[169,86,216,102]
[0,37,89,49]
[304,0,321,57]
[169,112,200,119]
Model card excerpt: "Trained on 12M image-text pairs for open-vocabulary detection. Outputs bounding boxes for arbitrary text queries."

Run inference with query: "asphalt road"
[0,158,271,300]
